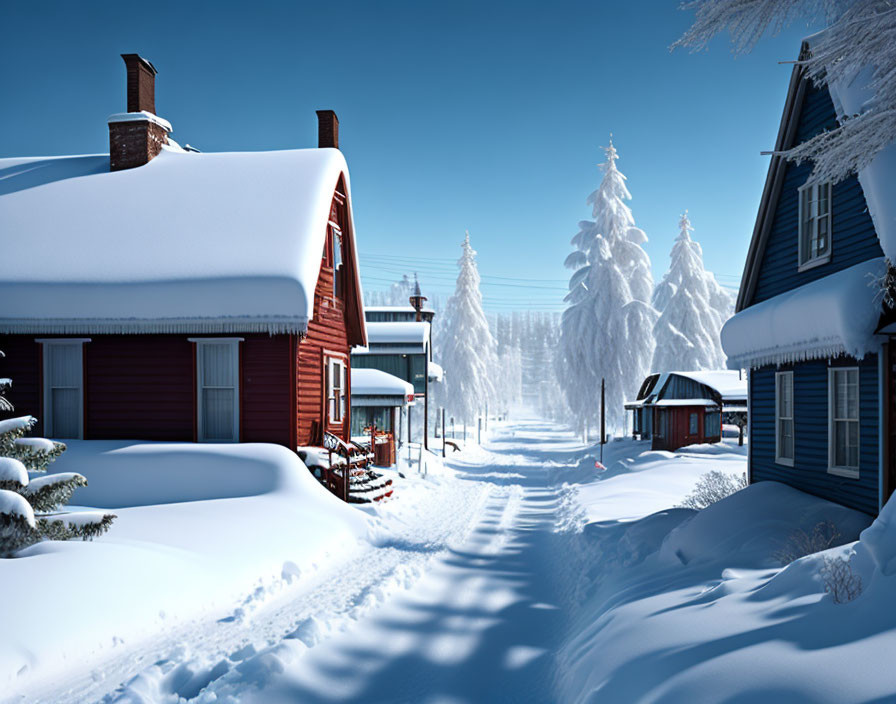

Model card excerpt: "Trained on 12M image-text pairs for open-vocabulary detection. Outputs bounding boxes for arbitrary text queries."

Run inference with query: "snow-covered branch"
[676,0,896,184]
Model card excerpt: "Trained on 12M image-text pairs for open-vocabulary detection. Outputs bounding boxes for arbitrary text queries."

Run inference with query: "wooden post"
[478,417,482,444]
[600,377,606,465]
[424,366,430,451]
[370,422,376,466]
[441,408,446,458]
[408,405,413,447]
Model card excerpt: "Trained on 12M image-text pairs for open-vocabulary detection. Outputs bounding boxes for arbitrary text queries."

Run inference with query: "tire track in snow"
[20,471,492,704]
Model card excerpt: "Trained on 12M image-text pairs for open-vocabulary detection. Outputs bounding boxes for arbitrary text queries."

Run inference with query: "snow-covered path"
[58,418,584,704]
[247,423,583,703]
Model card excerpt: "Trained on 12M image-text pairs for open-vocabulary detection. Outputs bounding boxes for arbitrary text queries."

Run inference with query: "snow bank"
[571,439,748,523]
[0,441,368,696]
[722,258,886,368]
[558,481,880,703]
[0,148,355,334]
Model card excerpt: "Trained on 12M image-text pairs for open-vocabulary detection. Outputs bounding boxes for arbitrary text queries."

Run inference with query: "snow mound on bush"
[662,481,870,567]
[43,440,317,508]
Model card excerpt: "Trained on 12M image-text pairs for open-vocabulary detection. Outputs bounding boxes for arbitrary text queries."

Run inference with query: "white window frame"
[38,338,89,439]
[775,371,794,467]
[828,367,860,479]
[190,337,242,443]
[798,181,832,270]
[326,356,346,425]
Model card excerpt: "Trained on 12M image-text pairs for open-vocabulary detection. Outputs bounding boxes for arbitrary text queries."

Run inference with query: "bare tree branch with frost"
[675,0,896,184]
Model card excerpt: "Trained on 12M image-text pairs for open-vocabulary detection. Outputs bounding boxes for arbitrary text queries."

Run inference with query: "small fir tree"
[0,352,115,558]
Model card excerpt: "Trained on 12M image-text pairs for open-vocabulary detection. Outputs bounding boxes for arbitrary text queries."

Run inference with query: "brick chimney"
[108,54,171,171]
[316,110,339,149]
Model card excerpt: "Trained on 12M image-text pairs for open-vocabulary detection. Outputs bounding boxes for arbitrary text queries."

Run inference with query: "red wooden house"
[625,371,747,452]
[0,54,366,451]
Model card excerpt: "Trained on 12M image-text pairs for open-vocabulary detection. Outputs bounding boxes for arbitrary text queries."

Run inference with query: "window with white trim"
[194,339,240,442]
[829,367,859,475]
[327,357,346,424]
[775,371,794,466]
[41,340,86,439]
[798,182,832,268]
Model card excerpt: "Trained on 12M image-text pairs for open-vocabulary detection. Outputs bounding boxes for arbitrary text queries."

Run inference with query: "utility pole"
[441,408,446,458]
[600,377,606,465]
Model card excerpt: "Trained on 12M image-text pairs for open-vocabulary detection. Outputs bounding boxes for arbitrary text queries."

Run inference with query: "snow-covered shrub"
[774,520,841,565]
[678,470,747,510]
[820,554,863,604]
[0,352,115,557]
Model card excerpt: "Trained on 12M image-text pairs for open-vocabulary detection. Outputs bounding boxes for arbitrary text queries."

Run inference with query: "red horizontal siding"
[297,247,351,446]
[0,333,293,448]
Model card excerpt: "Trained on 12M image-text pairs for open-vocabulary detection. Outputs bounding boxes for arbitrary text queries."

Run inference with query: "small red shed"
[0,54,366,451]
[625,371,747,452]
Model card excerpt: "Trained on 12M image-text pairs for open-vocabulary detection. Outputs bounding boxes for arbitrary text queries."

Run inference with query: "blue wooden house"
[722,39,896,516]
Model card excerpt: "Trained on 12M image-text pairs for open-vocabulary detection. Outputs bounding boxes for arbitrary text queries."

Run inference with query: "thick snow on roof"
[365,306,435,314]
[722,258,886,368]
[428,361,444,382]
[350,368,413,398]
[364,322,430,346]
[672,371,747,400]
[0,147,353,334]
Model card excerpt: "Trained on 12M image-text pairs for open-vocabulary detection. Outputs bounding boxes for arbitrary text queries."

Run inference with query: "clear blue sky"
[0,0,818,313]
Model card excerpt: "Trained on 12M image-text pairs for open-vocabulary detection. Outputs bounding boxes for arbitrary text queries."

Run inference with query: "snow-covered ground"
[4,417,893,703]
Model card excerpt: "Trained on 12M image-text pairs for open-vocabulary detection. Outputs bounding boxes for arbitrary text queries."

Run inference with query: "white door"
[196,340,240,442]
[43,341,84,438]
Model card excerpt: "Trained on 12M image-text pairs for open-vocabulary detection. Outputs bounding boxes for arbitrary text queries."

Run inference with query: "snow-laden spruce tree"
[675,0,896,187]
[0,354,115,557]
[559,140,657,434]
[439,232,497,426]
[652,211,730,372]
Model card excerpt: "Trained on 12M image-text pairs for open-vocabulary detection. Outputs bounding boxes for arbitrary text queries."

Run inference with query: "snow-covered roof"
[671,371,747,401]
[350,368,413,407]
[428,361,444,383]
[350,368,413,398]
[365,321,430,345]
[365,305,435,314]
[0,147,360,336]
[722,258,886,368]
[653,399,719,408]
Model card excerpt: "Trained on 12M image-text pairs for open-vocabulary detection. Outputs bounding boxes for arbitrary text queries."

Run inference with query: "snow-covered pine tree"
[559,140,657,434]
[0,353,115,557]
[652,211,728,372]
[675,0,896,187]
[439,232,497,426]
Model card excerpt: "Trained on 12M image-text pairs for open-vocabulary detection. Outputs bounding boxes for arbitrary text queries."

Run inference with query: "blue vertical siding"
[750,355,879,515]
[751,82,883,305]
